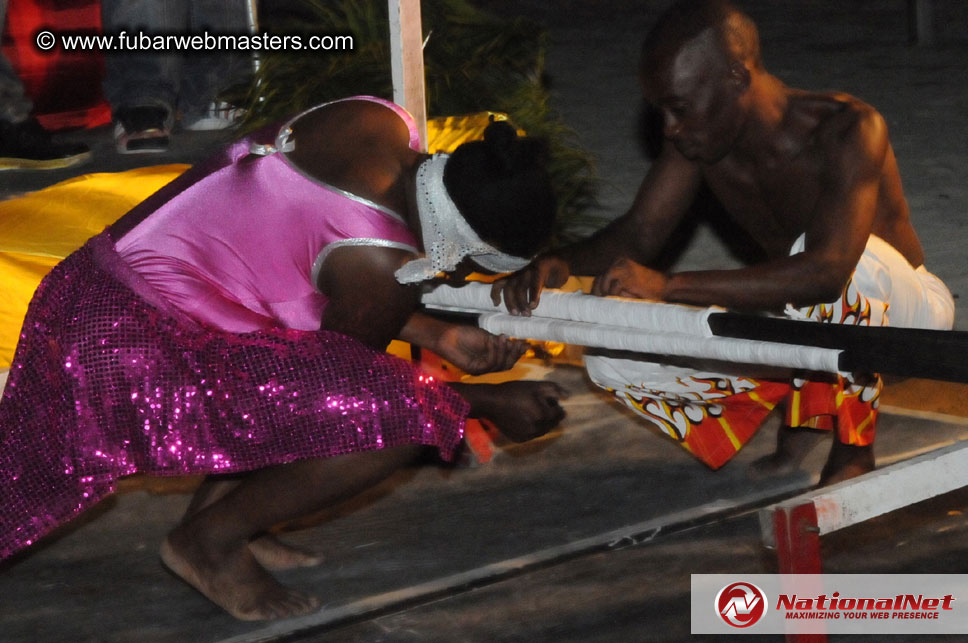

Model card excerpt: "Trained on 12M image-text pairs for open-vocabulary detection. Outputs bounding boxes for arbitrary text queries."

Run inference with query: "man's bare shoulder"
[790,91,887,154]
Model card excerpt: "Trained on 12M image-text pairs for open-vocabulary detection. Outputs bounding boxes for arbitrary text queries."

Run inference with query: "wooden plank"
[760,440,968,547]
[215,481,806,643]
[388,0,428,150]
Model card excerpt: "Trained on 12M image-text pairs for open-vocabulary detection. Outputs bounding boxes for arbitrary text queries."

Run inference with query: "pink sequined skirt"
[0,233,467,559]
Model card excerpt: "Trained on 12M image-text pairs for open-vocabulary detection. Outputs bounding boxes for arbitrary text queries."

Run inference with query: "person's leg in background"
[180,0,252,131]
[101,0,186,153]
[0,0,90,169]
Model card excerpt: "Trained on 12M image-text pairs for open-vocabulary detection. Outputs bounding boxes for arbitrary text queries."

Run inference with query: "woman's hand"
[454,381,569,442]
[400,313,531,375]
[491,254,572,316]
[436,324,530,375]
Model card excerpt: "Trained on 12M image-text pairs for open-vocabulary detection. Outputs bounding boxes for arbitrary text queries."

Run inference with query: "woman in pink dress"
[0,96,565,620]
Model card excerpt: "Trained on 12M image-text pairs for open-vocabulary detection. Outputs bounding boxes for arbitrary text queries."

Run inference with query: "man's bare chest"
[703,156,823,256]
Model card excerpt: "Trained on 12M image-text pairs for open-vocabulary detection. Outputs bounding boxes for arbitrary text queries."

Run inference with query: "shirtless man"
[494,0,954,483]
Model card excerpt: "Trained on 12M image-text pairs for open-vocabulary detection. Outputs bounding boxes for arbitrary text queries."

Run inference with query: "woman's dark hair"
[443,120,556,258]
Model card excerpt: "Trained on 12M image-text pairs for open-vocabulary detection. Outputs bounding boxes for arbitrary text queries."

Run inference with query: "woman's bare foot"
[818,441,874,487]
[747,425,825,480]
[249,534,323,571]
[161,526,321,621]
[181,480,322,571]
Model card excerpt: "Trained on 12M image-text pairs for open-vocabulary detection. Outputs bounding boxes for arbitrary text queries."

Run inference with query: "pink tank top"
[114,96,420,332]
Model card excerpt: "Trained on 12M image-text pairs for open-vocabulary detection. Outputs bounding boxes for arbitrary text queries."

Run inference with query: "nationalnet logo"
[777,591,954,621]
[716,582,768,628]
[694,575,968,634]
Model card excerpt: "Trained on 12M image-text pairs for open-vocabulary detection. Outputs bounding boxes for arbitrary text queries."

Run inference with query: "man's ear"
[728,61,751,91]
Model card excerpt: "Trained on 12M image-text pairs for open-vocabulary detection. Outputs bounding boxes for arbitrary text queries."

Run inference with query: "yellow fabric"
[425,111,519,153]
[0,113,504,367]
[1,166,190,367]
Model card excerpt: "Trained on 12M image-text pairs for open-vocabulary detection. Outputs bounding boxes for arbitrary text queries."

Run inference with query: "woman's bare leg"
[161,444,423,620]
[184,478,323,570]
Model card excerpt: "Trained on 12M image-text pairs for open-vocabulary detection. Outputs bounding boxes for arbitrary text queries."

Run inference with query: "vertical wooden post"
[774,502,822,575]
[774,503,827,643]
[388,0,428,151]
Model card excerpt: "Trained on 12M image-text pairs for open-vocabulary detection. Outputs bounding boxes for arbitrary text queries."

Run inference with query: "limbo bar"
[421,283,968,382]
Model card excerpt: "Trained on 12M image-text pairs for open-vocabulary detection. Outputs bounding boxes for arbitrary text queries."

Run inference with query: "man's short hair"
[640,0,762,74]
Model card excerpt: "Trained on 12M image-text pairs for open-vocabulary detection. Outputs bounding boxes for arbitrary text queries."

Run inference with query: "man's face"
[643,34,746,163]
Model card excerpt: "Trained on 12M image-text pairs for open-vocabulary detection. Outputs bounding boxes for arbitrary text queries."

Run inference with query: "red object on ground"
[773,502,828,643]
[2,0,110,130]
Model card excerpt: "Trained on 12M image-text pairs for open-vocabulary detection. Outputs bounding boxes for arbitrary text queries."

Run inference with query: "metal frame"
[760,441,968,642]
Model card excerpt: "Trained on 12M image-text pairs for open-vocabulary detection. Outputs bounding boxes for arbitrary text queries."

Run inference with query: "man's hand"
[490,255,571,316]
[592,258,668,300]
[436,324,529,375]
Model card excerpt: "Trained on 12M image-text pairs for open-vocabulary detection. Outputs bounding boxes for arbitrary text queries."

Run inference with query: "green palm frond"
[238,0,601,240]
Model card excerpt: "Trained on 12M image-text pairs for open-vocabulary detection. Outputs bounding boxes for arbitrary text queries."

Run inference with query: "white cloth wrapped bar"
[421,282,843,373]
[422,282,718,337]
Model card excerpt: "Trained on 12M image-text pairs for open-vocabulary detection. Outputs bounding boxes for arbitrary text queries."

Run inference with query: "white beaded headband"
[394,153,531,284]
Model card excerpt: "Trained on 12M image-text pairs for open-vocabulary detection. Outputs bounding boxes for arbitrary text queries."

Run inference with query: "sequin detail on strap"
[0,233,467,559]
